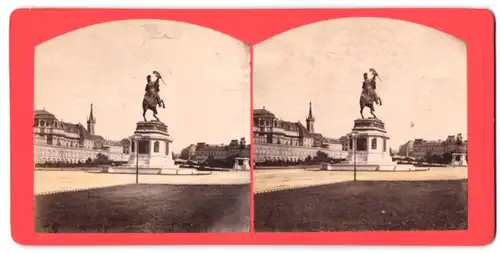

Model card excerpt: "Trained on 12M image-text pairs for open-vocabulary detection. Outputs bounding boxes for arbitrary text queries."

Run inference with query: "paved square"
[35,170,250,194]
[254,167,467,193]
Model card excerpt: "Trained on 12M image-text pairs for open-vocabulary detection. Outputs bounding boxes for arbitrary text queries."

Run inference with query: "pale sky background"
[35,19,250,153]
[254,17,467,148]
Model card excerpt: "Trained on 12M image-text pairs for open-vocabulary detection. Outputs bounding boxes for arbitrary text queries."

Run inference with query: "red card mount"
[10,8,494,245]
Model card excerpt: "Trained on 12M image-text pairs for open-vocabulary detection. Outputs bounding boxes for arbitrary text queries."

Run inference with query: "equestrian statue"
[143,70,167,121]
[359,68,383,119]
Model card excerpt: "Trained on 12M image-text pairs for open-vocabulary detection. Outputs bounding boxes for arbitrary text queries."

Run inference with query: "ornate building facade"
[253,103,347,163]
[34,104,130,165]
[397,135,468,159]
[194,139,250,162]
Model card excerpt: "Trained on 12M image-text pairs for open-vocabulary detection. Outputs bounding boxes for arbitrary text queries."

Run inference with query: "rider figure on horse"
[362,70,382,106]
[145,71,165,109]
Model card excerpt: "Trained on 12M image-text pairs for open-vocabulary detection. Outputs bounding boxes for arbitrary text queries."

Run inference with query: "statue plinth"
[134,120,170,137]
[109,120,187,174]
[347,118,394,166]
[330,117,400,171]
[352,118,387,133]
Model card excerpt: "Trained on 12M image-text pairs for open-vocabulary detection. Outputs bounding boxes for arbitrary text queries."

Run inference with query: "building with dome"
[253,103,347,163]
[34,104,130,165]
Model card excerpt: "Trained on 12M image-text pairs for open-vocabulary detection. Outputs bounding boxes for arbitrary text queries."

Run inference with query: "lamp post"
[352,132,358,182]
[135,135,145,184]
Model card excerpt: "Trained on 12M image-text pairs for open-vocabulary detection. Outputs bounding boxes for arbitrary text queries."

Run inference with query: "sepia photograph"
[252,17,468,232]
[33,19,251,233]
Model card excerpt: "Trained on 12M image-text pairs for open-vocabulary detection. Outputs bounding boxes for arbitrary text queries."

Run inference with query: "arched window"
[40,120,45,127]
[131,141,135,153]
[154,141,160,153]
[371,138,377,150]
[165,141,169,155]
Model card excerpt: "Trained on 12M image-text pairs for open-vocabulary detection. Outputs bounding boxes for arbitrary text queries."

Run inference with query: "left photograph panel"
[33,20,251,233]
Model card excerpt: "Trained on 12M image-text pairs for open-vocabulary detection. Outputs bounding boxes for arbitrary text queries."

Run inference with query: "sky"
[35,20,250,153]
[253,17,467,148]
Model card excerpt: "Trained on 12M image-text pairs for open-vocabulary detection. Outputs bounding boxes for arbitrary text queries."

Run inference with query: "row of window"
[348,137,387,152]
[130,140,169,155]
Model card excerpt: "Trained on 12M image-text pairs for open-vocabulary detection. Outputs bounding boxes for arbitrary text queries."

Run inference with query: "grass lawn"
[35,184,249,233]
[254,180,467,232]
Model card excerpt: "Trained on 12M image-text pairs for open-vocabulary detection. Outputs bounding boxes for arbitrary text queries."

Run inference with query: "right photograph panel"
[252,18,468,232]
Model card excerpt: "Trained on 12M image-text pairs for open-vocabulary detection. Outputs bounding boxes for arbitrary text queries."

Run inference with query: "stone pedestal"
[332,118,399,171]
[109,121,185,174]
[233,157,250,171]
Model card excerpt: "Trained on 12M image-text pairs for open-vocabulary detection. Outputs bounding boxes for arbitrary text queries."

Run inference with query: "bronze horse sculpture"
[359,68,383,119]
[359,88,381,119]
[142,71,166,122]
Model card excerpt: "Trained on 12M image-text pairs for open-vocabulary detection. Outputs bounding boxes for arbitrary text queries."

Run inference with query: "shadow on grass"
[255,180,468,232]
[35,184,250,233]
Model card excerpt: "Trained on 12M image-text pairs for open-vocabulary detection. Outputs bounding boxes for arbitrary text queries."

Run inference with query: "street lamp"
[351,132,358,181]
[134,135,145,184]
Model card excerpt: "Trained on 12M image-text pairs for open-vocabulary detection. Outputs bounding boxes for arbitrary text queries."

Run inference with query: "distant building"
[398,135,468,159]
[34,104,130,165]
[194,139,250,163]
[397,140,415,156]
[253,103,347,163]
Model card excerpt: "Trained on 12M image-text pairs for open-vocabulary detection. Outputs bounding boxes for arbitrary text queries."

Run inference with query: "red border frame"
[10,8,495,246]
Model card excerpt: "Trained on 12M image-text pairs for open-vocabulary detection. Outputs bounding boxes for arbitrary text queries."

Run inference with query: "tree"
[225,154,237,168]
[95,153,111,165]
[239,137,247,150]
[430,154,441,164]
[456,133,463,146]
[314,151,329,163]
[180,144,196,160]
[304,155,313,164]
[85,157,93,165]
[441,152,453,164]
[424,151,433,163]
[206,154,215,167]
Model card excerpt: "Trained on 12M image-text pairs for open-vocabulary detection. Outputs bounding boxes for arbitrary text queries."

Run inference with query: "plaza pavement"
[34,170,250,195]
[254,167,468,193]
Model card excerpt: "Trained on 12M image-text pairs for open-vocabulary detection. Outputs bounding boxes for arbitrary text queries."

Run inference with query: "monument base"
[326,163,421,171]
[322,118,422,172]
[107,166,201,175]
[107,120,205,174]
